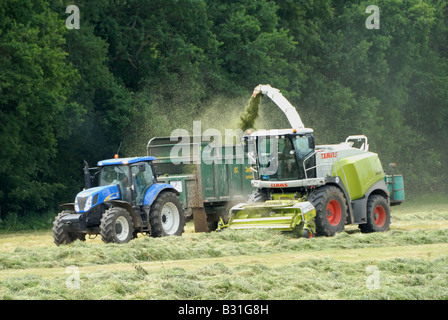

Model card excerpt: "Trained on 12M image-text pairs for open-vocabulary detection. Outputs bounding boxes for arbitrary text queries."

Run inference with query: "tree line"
[1,0,447,224]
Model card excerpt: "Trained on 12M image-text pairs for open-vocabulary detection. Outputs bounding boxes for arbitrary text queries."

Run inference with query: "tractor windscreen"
[254,134,315,181]
[99,165,131,193]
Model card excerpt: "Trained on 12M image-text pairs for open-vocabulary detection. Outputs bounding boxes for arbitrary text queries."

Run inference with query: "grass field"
[0,195,447,300]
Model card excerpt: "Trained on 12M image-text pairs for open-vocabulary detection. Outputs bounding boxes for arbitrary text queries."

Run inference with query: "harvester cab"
[245,128,316,182]
[219,84,404,237]
[52,156,186,245]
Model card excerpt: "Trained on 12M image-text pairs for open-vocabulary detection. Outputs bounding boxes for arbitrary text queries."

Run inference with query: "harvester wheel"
[302,228,313,238]
[100,207,134,244]
[291,222,314,238]
[359,195,391,233]
[309,186,348,236]
[150,191,186,237]
[52,210,86,246]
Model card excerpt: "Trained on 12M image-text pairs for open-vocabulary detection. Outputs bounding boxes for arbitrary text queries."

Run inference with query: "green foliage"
[1,0,447,224]
[0,0,79,217]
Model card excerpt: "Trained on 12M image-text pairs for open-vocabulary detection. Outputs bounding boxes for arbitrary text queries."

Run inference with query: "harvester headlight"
[74,198,80,212]
[84,195,93,212]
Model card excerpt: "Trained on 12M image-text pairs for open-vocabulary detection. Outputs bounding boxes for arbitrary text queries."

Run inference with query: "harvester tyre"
[359,195,391,233]
[293,223,313,238]
[150,191,186,237]
[100,207,134,244]
[52,210,86,246]
[309,186,348,236]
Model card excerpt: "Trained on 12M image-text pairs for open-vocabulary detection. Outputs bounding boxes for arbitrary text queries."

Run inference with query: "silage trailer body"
[147,136,253,231]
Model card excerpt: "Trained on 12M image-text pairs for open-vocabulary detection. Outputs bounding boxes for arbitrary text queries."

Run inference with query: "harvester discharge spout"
[252,84,305,130]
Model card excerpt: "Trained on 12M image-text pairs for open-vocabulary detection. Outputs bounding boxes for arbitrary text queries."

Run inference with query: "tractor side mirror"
[138,163,146,172]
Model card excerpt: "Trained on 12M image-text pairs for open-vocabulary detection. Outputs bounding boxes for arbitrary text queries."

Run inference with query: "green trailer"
[147,136,253,232]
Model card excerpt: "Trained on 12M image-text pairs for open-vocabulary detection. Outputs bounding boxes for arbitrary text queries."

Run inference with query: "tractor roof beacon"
[220,84,404,237]
[52,156,186,245]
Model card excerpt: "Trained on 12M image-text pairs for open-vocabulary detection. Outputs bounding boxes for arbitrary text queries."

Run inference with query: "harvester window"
[257,136,278,176]
[277,138,299,180]
[293,135,313,159]
[293,135,316,178]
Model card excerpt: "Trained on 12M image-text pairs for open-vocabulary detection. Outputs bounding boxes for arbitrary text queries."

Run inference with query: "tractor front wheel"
[52,210,86,246]
[100,207,134,244]
[309,186,348,236]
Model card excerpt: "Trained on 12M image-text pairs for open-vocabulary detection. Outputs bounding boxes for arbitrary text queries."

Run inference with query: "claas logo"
[270,183,288,188]
[321,152,338,159]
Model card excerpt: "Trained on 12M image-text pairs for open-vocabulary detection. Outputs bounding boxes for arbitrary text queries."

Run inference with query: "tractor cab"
[97,157,156,205]
[75,156,157,214]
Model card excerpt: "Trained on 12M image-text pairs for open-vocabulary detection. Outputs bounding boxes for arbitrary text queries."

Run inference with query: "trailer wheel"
[359,195,391,233]
[309,185,348,236]
[150,192,186,237]
[100,207,134,244]
[52,210,86,246]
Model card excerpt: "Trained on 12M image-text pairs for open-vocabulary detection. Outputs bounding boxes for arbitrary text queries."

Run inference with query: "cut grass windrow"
[0,199,447,300]
[0,227,447,271]
[0,243,446,281]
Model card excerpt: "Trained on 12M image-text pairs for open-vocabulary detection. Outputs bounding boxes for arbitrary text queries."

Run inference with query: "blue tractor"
[52,156,185,245]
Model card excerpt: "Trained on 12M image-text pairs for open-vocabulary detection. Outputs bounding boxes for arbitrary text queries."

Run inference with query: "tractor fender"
[143,183,180,207]
[106,200,142,229]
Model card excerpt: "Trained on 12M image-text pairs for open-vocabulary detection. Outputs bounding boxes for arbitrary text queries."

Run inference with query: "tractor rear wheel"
[100,207,134,243]
[52,210,86,246]
[309,185,348,236]
[150,191,186,237]
[359,195,391,233]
